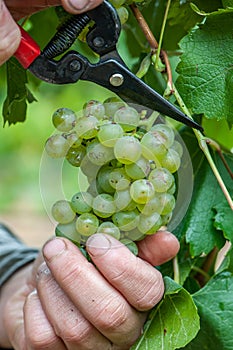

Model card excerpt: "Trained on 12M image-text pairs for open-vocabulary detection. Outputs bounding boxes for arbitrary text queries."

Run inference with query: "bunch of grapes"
[45,98,183,253]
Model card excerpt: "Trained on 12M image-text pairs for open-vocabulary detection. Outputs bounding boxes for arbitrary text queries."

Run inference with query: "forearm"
[0,263,33,348]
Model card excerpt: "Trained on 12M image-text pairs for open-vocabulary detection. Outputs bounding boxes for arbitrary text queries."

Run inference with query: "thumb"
[0,0,20,66]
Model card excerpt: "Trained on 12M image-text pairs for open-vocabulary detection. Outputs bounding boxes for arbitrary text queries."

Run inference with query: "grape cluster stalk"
[45,98,183,254]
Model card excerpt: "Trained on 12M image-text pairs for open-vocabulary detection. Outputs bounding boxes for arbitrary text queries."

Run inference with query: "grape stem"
[173,256,180,284]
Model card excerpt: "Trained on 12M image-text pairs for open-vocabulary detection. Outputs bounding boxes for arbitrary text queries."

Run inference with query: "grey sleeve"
[0,224,39,287]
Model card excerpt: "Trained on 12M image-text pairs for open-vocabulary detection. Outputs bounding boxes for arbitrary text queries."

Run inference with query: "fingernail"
[86,234,112,257]
[43,238,66,261]
[67,0,90,11]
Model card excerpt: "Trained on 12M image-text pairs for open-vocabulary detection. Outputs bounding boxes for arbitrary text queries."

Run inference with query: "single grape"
[141,131,167,163]
[137,194,162,215]
[97,123,124,147]
[55,220,81,244]
[158,192,176,215]
[75,213,99,236]
[109,167,131,191]
[66,145,86,167]
[130,179,155,204]
[75,115,99,139]
[114,136,141,164]
[97,221,121,240]
[52,107,76,132]
[125,156,150,180]
[97,165,115,194]
[122,227,145,242]
[112,209,140,231]
[80,155,99,180]
[120,239,138,255]
[114,188,135,211]
[151,123,175,148]
[114,106,140,131]
[161,149,181,173]
[93,193,116,218]
[171,140,183,157]
[87,140,114,166]
[71,191,93,214]
[83,100,105,120]
[103,97,125,118]
[64,132,82,148]
[45,134,70,158]
[52,200,76,224]
[117,6,129,24]
[148,167,174,192]
[138,212,162,234]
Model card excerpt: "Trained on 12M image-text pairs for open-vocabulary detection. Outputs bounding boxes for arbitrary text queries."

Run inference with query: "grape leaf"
[2,58,37,125]
[130,277,200,350]
[176,8,233,126]
[184,272,233,349]
[213,202,233,242]
[174,129,233,257]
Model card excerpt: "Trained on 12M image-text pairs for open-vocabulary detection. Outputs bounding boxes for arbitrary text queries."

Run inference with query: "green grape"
[137,194,161,215]
[80,155,99,180]
[141,132,167,163]
[161,149,181,173]
[138,212,162,234]
[158,192,176,215]
[64,132,82,148]
[103,97,125,118]
[130,179,155,204]
[120,239,138,255]
[71,191,93,214]
[45,134,70,158]
[114,106,140,131]
[114,136,141,164]
[93,193,116,218]
[83,100,105,120]
[114,188,135,211]
[167,182,176,195]
[66,145,86,167]
[112,209,140,231]
[75,115,99,139]
[151,123,175,148]
[161,213,172,226]
[148,167,174,192]
[125,156,150,180]
[75,213,99,236]
[109,168,131,190]
[52,107,76,132]
[55,220,81,244]
[97,123,124,147]
[97,166,115,194]
[87,140,114,166]
[97,221,121,239]
[52,200,76,224]
[117,6,129,24]
[171,140,183,157]
[109,0,125,8]
[122,227,145,242]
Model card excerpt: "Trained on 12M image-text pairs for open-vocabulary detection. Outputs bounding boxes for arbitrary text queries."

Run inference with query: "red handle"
[14,26,41,69]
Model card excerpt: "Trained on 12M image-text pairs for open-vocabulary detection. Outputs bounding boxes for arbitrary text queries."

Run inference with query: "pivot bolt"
[109,73,124,87]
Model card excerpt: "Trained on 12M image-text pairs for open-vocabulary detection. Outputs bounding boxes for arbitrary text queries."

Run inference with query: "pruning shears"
[14,0,202,131]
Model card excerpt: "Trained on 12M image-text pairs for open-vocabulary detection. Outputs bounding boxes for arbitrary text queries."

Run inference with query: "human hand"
[0,0,103,66]
[1,231,179,349]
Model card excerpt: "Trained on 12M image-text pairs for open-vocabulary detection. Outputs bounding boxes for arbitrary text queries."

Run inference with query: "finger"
[137,230,180,266]
[36,262,112,350]
[61,0,103,13]
[24,289,66,350]
[0,0,20,65]
[42,238,144,348]
[86,234,164,311]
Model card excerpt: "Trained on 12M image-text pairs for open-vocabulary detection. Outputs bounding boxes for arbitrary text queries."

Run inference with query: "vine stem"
[173,256,180,284]
[173,86,233,210]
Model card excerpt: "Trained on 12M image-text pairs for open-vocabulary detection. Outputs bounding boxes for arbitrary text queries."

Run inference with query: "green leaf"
[2,58,36,125]
[213,202,233,242]
[130,277,200,350]
[176,8,233,126]
[184,272,233,349]
[173,129,233,257]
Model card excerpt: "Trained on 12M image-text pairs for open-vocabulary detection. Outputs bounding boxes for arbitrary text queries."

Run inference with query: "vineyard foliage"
[1,0,233,349]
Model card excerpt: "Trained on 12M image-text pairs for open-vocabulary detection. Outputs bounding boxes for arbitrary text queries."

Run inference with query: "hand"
[1,231,179,349]
[0,0,103,66]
